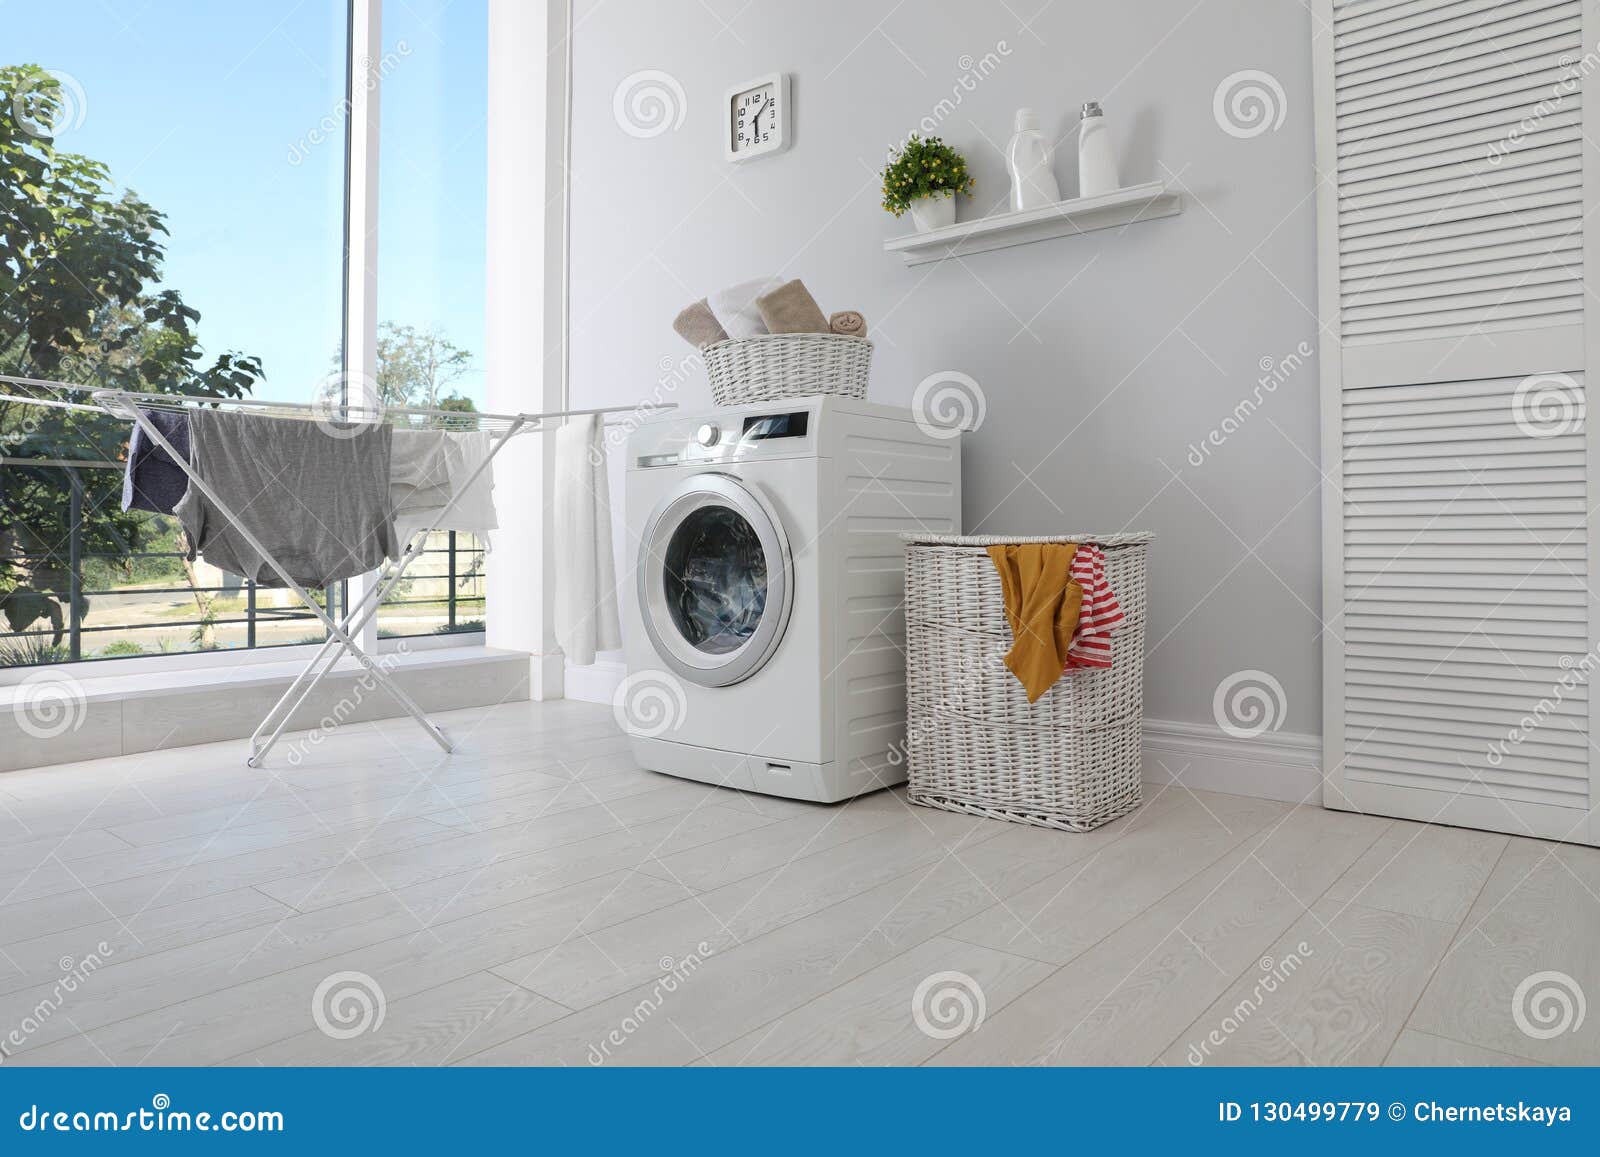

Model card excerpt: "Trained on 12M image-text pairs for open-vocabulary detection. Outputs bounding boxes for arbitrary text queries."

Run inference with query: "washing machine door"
[637,472,794,688]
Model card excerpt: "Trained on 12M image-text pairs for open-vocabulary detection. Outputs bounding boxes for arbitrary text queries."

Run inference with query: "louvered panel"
[1336,0,1572,58]
[1336,0,1506,39]
[1349,715,1586,755]
[1349,698,1586,730]
[1338,62,1575,130]
[1345,734,1587,783]
[1337,24,1579,104]
[1348,681,1586,716]
[1331,0,1583,344]
[1345,655,1589,695]
[1332,365,1590,816]
[1339,119,1580,182]
[1348,571,1588,592]
[1341,181,1581,238]
[1346,759,1586,808]
[1338,6,1580,79]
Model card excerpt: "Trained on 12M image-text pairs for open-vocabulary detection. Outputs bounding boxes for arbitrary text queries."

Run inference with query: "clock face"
[726,74,788,162]
[732,85,776,153]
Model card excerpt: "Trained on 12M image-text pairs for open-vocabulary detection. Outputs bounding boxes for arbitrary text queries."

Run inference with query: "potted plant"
[881,134,974,233]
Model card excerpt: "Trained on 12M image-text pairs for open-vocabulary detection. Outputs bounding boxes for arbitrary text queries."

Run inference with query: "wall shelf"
[883,181,1182,267]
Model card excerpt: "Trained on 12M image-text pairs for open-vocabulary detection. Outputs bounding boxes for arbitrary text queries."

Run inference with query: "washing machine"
[622,396,961,802]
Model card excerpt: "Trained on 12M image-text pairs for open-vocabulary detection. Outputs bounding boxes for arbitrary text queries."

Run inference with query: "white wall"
[567,0,1322,736]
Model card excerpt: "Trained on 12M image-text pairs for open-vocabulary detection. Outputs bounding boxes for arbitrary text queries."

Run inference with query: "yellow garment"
[986,544,1083,703]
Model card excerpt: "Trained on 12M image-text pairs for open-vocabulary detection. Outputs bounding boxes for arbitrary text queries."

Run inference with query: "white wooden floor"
[0,699,1595,1067]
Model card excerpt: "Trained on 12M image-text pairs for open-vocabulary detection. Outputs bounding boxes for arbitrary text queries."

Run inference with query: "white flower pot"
[909,193,956,233]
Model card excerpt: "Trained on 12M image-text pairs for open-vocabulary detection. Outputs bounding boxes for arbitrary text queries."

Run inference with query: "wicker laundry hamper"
[703,333,872,406]
[902,532,1152,831]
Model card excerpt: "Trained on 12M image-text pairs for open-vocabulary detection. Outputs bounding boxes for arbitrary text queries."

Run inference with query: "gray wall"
[569,0,1322,734]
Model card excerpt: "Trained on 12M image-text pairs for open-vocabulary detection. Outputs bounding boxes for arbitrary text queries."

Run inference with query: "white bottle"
[1006,108,1060,212]
[1077,101,1119,198]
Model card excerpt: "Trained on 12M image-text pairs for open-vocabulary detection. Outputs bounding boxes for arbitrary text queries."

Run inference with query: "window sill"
[0,645,530,772]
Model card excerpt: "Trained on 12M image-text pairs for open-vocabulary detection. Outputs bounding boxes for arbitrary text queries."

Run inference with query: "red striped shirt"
[1066,544,1124,669]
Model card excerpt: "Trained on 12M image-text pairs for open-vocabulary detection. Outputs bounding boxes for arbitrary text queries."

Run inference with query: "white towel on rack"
[554,414,622,666]
[391,430,499,548]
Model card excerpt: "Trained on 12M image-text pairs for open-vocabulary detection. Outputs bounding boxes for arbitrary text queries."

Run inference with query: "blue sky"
[9,0,487,403]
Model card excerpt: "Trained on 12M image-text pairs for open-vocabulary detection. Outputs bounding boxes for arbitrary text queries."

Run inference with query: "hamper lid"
[901,532,1154,547]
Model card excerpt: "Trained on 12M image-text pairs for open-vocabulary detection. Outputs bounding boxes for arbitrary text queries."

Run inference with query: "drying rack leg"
[248,538,449,767]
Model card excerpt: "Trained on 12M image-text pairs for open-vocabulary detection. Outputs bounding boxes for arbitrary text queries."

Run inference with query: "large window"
[0,2,487,670]
[373,0,489,641]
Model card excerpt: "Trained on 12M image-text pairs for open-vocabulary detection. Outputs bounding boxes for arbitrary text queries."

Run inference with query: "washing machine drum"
[637,472,794,688]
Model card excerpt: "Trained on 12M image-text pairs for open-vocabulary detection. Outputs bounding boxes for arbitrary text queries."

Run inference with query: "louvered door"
[1315,0,1600,844]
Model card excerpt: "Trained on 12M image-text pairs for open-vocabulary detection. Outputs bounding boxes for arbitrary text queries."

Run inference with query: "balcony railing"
[1,459,484,667]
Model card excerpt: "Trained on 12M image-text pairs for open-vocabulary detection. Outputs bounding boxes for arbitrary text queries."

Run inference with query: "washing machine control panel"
[634,407,817,467]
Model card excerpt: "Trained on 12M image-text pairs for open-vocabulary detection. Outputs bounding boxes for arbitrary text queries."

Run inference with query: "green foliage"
[880,134,974,217]
[374,322,474,409]
[0,63,264,646]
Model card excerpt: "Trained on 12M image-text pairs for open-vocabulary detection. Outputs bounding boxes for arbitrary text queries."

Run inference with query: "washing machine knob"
[695,422,721,447]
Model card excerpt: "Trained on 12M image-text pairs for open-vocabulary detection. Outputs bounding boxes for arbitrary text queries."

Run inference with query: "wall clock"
[726,73,790,163]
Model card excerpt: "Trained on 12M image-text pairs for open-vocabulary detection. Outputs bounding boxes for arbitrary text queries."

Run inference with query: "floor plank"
[1156,899,1455,1066]
[1322,821,1505,925]
[1407,837,1600,1064]
[706,936,1052,1066]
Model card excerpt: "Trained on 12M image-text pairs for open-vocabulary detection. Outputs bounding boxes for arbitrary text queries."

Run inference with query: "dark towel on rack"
[174,409,399,589]
[120,409,192,515]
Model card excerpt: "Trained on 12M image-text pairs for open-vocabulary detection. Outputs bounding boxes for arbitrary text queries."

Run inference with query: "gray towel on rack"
[174,409,399,589]
[120,409,192,515]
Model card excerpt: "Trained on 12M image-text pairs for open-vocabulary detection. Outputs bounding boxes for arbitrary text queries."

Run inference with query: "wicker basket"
[902,532,1152,832]
[703,333,872,407]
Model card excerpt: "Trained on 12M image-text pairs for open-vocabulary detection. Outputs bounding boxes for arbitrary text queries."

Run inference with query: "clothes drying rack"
[0,374,664,768]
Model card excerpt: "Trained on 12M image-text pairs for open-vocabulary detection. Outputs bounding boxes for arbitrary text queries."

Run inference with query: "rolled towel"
[828,310,867,338]
[756,279,831,335]
[709,275,785,338]
[673,298,729,348]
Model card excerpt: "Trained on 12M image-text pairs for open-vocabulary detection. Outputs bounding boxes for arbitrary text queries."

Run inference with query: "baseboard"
[1142,718,1322,804]
[562,654,626,705]
[556,672,1324,805]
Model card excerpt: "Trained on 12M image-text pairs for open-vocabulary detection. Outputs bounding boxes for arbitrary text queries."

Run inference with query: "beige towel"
[828,310,867,338]
[756,279,831,334]
[672,299,728,348]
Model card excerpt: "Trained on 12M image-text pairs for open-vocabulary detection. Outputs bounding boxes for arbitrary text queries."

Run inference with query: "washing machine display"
[638,472,793,688]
